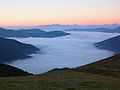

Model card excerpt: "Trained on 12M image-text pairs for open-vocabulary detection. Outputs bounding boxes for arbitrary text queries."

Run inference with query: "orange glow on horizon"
[0,0,120,27]
[0,19,119,27]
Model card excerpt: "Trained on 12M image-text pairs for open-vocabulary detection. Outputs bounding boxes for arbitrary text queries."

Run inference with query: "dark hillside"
[0,64,31,77]
[0,37,39,63]
[95,35,120,54]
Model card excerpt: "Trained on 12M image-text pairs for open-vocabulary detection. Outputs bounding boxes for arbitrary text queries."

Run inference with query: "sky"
[0,0,120,26]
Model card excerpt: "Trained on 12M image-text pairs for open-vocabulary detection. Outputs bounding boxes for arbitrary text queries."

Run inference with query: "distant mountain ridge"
[0,27,70,38]
[36,24,120,31]
[0,37,39,63]
[66,27,120,33]
[95,35,120,54]
[3,24,120,30]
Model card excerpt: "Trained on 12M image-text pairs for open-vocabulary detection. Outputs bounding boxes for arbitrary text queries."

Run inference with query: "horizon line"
[1,23,120,27]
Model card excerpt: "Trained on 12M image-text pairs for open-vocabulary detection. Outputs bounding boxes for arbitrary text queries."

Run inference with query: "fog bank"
[8,31,120,74]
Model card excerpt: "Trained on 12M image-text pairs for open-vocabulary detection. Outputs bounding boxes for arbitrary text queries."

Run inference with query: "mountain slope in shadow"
[0,37,40,63]
[95,35,120,54]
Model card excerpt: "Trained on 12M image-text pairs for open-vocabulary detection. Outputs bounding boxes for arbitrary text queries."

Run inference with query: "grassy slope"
[0,64,32,77]
[74,54,120,79]
[0,54,120,90]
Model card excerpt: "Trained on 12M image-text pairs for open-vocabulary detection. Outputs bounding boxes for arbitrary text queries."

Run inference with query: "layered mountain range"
[0,27,70,38]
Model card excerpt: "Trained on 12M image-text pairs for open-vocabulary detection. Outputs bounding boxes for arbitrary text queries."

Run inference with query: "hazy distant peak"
[36,24,120,31]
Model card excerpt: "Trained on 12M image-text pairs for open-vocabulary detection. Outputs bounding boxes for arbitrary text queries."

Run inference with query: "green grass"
[74,54,120,78]
[0,70,120,90]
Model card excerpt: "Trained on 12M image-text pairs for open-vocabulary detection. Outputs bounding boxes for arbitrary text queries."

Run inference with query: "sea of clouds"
[8,31,120,74]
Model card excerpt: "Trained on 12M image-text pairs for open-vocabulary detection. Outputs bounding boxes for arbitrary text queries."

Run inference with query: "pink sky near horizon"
[0,0,120,26]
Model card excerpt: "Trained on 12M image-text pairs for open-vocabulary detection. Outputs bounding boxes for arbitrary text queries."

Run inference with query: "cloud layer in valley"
[8,31,120,74]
